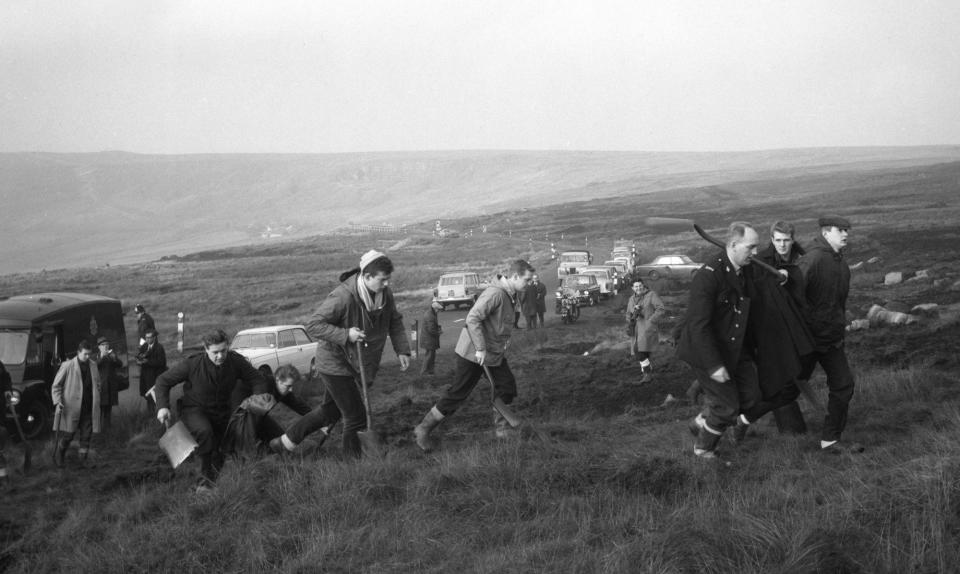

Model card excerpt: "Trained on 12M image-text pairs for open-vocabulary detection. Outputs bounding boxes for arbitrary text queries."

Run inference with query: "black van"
[0,293,128,438]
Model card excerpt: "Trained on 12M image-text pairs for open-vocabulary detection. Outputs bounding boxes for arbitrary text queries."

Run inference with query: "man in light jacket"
[51,340,101,468]
[414,259,535,451]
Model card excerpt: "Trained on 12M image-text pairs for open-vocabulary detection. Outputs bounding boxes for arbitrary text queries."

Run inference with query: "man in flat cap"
[798,215,862,454]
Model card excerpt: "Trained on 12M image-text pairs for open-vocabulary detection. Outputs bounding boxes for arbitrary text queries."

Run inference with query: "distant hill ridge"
[2,146,959,274]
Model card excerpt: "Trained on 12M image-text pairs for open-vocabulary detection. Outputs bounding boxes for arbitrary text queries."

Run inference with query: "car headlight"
[9,389,21,406]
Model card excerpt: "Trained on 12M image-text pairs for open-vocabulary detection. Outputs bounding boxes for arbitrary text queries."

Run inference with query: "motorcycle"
[556,292,580,324]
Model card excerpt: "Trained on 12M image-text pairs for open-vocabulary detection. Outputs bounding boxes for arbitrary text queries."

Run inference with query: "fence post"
[410,319,418,359]
[177,312,184,354]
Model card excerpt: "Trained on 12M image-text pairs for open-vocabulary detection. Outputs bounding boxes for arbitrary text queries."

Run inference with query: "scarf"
[356,274,385,312]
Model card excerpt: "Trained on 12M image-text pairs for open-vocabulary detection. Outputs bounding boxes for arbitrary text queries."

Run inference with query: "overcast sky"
[2,0,959,154]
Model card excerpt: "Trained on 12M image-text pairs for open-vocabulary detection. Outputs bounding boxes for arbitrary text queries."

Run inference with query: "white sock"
[820,440,837,449]
[280,434,297,451]
[640,359,651,369]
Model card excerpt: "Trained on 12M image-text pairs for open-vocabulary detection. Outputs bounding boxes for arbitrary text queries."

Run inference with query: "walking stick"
[7,402,32,473]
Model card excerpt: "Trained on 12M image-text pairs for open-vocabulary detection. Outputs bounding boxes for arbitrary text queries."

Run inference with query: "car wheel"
[17,393,51,440]
[648,270,661,281]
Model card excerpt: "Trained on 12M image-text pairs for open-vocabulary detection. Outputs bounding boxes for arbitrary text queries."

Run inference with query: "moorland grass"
[3,359,959,573]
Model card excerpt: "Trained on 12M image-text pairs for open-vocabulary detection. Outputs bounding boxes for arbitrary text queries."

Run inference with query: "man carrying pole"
[413,259,535,452]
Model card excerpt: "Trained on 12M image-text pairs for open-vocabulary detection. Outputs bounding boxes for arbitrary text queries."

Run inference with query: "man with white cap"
[269,250,411,458]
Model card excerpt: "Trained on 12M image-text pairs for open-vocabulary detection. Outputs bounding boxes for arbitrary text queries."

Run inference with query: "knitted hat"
[359,250,386,272]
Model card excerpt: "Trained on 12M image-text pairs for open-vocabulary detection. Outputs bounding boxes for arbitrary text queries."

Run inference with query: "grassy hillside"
[1,160,959,572]
[2,146,960,274]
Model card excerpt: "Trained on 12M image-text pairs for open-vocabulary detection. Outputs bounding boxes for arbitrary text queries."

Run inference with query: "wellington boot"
[53,440,69,469]
[694,422,722,459]
[731,417,750,445]
[414,406,444,452]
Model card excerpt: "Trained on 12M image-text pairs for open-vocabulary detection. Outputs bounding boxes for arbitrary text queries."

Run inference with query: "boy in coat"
[414,260,535,451]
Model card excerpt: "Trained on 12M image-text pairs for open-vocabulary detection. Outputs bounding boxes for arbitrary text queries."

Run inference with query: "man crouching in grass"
[414,259,534,451]
[155,329,269,492]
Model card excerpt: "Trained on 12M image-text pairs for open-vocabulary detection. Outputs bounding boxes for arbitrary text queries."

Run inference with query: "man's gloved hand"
[157,408,171,425]
[241,393,277,416]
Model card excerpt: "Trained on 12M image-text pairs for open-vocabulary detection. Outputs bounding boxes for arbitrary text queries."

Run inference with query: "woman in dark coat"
[96,336,124,429]
[136,328,167,412]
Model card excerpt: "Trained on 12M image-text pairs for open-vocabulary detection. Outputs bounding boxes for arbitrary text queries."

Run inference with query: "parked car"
[433,271,484,309]
[0,292,128,439]
[557,250,593,280]
[635,254,703,280]
[558,274,601,306]
[579,266,617,298]
[603,260,628,290]
[231,325,318,377]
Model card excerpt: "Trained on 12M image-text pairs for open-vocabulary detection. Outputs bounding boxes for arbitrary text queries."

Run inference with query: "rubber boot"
[639,364,653,385]
[414,406,444,452]
[691,416,723,459]
[731,415,750,445]
[773,402,807,435]
[53,437,71,469]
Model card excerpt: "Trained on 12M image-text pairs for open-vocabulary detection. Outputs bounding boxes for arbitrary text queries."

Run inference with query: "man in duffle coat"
[51,340,101,468]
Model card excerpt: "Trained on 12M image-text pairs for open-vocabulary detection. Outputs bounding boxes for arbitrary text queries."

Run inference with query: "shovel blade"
[358,429,386,459]
[493,398,523,428]
[158,421,199,469]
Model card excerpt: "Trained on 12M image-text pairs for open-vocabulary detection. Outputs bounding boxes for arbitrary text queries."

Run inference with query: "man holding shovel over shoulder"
[269,250,411,459]
[414,259,534,452]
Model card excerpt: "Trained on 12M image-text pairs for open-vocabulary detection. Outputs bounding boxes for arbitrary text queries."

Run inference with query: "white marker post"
[177,312,184,354]
[409,320,418,359]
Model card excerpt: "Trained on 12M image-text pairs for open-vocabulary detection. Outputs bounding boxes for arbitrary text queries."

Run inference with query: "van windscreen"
[0,330,29,365]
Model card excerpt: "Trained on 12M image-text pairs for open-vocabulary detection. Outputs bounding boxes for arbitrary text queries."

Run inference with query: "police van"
[0,293,128,438]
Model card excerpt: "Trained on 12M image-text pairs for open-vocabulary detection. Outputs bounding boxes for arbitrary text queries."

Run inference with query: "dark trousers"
[60,406,95,449]
[257,415,286,442]
[696,356,799,433]
[285,372,365,458]
[420,348,437,375]
[525,314,539,329]
[100,406,113,430]
[536,311,544,325]
[435,355,517,416]
[180,406,230,482]
[799,345,855,442]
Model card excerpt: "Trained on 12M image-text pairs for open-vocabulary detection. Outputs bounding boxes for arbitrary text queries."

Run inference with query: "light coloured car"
[433,271,484,309]
[557,250,593,280]
[231,325,318,377]
[635,254,703,280]
[579,266,617,298]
